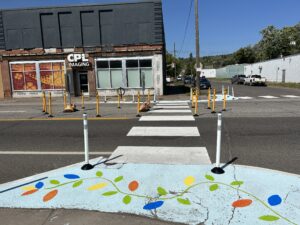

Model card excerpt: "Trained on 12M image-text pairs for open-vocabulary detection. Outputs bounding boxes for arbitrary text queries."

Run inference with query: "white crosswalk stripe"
[139,115,195,121]
[281,95,300,98]
[153,105,189,109]
[258,96,279,99]
[238,97,254,100]
[150,109,192,113]
[127,127,200,136]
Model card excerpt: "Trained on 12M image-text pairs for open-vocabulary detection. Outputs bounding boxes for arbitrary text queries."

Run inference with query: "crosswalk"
[109,101,211,165]
[238,95,300,100]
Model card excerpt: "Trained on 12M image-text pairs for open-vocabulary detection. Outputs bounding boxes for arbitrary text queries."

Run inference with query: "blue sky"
[1,0,299,57]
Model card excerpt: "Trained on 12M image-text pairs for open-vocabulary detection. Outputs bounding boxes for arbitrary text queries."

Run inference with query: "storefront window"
[97,60,123,88]
[40,62,65,90]
[10,61,65,91]
[11,63,38,91]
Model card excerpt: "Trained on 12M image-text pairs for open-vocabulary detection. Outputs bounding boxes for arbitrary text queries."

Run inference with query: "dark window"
[140,59,152,67]
[97,61,109,68]
[126,60,138,68]
[110,60,122,68]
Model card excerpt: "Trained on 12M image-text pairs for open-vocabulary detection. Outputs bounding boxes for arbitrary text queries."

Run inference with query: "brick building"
[0,0,166,99]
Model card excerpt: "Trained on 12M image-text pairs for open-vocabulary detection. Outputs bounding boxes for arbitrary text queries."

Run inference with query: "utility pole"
[174,42,177,79]
[194,0,200,90]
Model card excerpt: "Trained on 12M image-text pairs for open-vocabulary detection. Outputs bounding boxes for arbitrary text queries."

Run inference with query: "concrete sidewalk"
[0,157,299,225]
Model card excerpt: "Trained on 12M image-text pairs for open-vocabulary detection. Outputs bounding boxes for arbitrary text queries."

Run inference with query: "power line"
[178,0,193,56]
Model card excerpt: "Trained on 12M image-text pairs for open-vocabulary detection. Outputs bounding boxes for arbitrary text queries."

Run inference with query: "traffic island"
[0,159,299,225]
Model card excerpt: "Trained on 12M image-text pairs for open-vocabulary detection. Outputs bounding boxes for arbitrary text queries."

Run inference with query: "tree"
[233,47,256,64]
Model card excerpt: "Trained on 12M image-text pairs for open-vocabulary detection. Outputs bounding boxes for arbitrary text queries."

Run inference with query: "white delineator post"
[81,113,94,170]
[211,113,225,174]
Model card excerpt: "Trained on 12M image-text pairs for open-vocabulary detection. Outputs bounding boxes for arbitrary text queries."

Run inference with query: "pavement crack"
[192,195,209,224]
[41,209,55,225]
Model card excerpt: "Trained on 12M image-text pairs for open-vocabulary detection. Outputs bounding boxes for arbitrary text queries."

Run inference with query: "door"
[79,72,89,93]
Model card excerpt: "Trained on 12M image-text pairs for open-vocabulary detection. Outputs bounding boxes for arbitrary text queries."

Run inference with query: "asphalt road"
[0,117,299,184]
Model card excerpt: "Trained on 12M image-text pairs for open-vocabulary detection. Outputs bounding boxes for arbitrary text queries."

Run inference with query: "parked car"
[176,76,183,81]
[231,74,246,84]
[199,77,211,89]
[244,75,267,86]
[184,76,194,85]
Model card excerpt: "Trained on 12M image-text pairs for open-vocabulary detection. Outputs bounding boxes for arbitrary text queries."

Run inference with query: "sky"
[1,0,299,57]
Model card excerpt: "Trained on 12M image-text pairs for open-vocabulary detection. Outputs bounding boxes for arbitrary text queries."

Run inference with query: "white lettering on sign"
[67,53,90,67]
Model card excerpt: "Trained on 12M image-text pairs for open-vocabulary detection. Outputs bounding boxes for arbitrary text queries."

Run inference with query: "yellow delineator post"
[136,91,141,117]
[222,89,227,111]
[63,91,67,109]
[117,93,121,109]
[96,92,101,117]
[193,89,199,117]
[81,91,85,109]
[147,89,151,105]
[191,88,196,108]
[211,88,216,114]
[48,92,54,118]
[42,91,46,113]
[207,88,211,109]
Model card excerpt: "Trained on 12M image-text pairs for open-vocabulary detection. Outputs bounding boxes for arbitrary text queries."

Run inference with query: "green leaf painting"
[96,171,103,177]
[205,174,215,181]
[259,215,280,221]
[123,195,132,205]
[177,198,191,205]
[72,180,83,188]
[230,181,244,186]
[157,187,168,196]
[209,184,219,191]
[50,180,60,185]
[114,176,124,183]
[102,191,118,196]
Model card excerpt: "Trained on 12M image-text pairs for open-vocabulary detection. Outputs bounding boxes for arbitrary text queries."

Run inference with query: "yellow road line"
[0,117,129,122]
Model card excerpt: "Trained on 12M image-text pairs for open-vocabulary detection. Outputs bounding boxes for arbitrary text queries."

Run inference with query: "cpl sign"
[67,53,90,67]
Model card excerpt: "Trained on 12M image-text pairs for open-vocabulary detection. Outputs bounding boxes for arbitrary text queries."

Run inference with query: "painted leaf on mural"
[230,181,244,186]
[205,174,215,181]
[87,182,107,191]
[143,201,164,210]
[123,195,132,205]
[177,198,191,205]
[259,215,280,221]
[232,199,253,208]
[268,195,282,206]
[184,176,195,186]
[157,187,168,196]
[73,180,83,188]
[128,181,139,192]
[102,191,118,196]
[114,176,123,183]
[35,182,44,189]
[209,184,219,192]
[43,190,58,202]
[50,180,60,185]
[22,186,35,191]
[64,174,80,180]
[96,171,103,177]
[22,189,38,196]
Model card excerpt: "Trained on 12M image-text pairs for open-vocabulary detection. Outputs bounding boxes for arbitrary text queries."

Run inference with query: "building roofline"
[0,0,161,12]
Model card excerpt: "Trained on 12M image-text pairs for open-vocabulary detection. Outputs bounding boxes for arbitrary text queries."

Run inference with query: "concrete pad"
[127,127,200,136]
[153,106,190,109]
[149,110,192,113]
[108,146,211,165]
[139,116,195,121]
[0,163,299,225]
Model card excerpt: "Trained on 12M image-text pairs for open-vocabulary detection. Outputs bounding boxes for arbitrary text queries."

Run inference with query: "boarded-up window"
[40,14,60,48]
[81,11,99,46]
[99,10,113,45]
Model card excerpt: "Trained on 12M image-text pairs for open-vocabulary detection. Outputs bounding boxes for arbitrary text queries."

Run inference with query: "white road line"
[258,95,279,99]
[281,95,300,98]
[0,111,27,113]
[127,127,200,136]
[153,106,189,109]
[0,151,113,155]
[155,104,188,106]
[150,110,192,113]
[157,101,189,104]
[139,116,195,121]
[108,146,211,165]
[237,97,254,100]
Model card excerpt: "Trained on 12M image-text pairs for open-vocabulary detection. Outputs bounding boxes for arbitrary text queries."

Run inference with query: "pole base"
[211,167,225,174]
[222,109,226,111]
[81,163,94,171]
[136,114,141,117]
[207,107,211,110]
[193,114,199,117]
[211,111,216,114]
[44,112,49,115]
[96,114,101,118]
[48,115,54,118]
[82,107,85,109]
[118,107,121,109]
